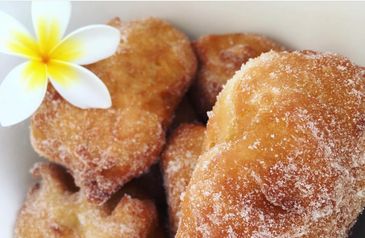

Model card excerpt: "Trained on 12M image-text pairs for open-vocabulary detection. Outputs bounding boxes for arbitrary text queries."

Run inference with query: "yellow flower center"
[8,18,82,65]
[7,19,82,89]
[41,54,51,64]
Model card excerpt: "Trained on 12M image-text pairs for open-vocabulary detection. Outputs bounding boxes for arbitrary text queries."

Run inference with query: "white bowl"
[1,2,365,238]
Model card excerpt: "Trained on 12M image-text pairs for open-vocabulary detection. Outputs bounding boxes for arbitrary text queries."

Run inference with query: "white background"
[0,2,365,238]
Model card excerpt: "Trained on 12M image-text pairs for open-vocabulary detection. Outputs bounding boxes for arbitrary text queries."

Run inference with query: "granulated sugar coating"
[190,33,285,117]
[177,51,365,237]
[30,17,197,204]
[161,123,205,235]
[31,91,165,204]
[15,163,160,238]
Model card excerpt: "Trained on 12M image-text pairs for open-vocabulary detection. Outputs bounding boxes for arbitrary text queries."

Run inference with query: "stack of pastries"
[15,17,365,238]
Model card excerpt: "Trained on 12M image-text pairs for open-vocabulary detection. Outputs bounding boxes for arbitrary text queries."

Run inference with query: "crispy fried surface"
[122,163,168,237]
[177,51,365,237]
[161,124,205,235]
[191,34,285,117]
[93,18,197,127]
[30,17,197,203]
[15,163,160,238]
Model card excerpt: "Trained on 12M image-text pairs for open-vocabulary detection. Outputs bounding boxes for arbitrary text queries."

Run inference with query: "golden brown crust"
[177,51,365,237]
[190,34,285,118]
[100,17,197,127]
[30,17,197,203]
[161,123,205,235]
[15,163,160,238]
[31,92,165,204]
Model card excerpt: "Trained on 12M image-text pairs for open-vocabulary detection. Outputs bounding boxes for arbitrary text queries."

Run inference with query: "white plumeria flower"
[0,1,120,127]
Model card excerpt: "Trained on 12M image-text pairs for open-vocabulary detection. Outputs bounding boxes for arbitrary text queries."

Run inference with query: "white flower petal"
[32,0,71,53]
[47,61,111,109]
[51,25,120,65]
[0,11,39,59]
[0,61,48,127]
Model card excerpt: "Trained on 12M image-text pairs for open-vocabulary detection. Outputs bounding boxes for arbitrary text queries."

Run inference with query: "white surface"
[1,2,365,238]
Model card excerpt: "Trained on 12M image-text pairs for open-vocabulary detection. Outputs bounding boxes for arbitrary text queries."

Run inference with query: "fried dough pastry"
[191,34,285,118]
[31,17,197,203]
[161,123,205,235]
[15,163,160,238]
[177,51,365,237]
